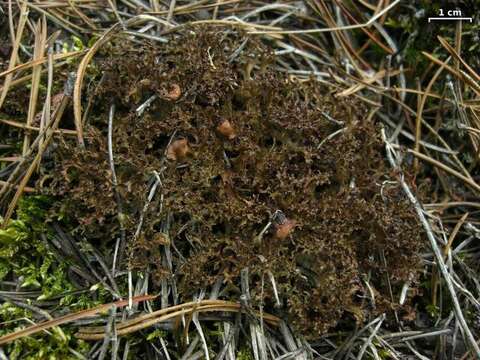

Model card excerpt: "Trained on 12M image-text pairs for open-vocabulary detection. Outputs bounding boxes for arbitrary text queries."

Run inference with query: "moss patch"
[43,28,423,337]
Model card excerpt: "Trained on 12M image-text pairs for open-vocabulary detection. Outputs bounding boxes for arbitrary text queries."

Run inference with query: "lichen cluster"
[43,29,422,336]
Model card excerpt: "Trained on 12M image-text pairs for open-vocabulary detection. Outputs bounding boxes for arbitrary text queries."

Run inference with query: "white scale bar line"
[428,17,473,22]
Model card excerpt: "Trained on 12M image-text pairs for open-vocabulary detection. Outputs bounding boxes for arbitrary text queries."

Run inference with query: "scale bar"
[428,17,472,22]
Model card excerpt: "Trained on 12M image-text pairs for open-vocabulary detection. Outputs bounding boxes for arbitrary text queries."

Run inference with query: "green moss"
[237,348,254,360]
[0,196,95,357]
[146,329,167,342]
[0,196,72,298]
[0,301,89,360]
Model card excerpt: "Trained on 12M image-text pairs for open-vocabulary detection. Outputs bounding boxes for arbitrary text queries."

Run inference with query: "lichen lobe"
[45,29,422,336]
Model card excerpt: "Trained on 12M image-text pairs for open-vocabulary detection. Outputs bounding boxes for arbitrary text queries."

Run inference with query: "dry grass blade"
[414,60,448,169]
[444,212,469,257]
[106,0,124,28]
[19,0,83,36]
[336,1,394,55]
[0,50,84,78]
[383,96,474,180]
[0,118,77,135]
[67,0,97,30]
[315,0,370,73]
[73,23,122,147]
[76,301,280,340]
[0,3,28,111]
[431,212,469,306]
[437,36,480,84]
[81,300,278,334]
[248,0,400,34]
[23,16,47,155]
[38,45,54,153]
[336,68,405,97]
[146,0,241,16]
[1,93,70,226]
[0,59,74,95]
[0,295,156,345]
[407,149,480,193]
[422,51,480,97]
[0,180,35,193]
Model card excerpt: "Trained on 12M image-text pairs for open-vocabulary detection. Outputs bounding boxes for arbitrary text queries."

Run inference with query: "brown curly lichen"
[42,28,423,336]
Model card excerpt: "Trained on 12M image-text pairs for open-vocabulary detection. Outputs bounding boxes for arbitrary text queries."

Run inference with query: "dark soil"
[43,29,423,336]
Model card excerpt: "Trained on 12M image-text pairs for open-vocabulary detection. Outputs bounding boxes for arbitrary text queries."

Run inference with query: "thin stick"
[109,104,126,275]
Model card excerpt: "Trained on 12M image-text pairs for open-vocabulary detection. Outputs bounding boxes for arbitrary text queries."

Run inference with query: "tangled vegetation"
[43,30,422,336]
